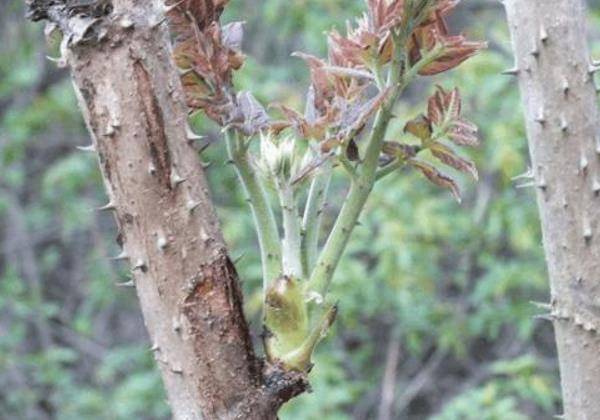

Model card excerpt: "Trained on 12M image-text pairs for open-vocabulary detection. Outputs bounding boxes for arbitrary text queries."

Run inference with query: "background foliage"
[3,1,600,418]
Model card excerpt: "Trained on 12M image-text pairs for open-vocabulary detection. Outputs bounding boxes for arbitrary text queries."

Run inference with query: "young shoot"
[167,0,485,372]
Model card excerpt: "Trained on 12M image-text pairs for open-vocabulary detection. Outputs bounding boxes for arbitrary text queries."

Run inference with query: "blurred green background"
[3,1,600,419]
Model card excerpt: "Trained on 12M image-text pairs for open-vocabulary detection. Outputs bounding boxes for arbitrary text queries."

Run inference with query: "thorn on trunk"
[560,116,569,133]
[46,55,67,68]
[535,108,546,125]
[580,154,589,174]
[150,14,167,29]
[593,178,600,196]
[232,252,246,264]
[187,200,201,212]
[530,301,552,310]
[97,201,117,211]
[501,67,520,76]
[119,16,134,29]
[116,280,135,288]
[163,0,185,14]
[157,234,169,251]
[583,218,593,243]
[539,25,548,43]
[198,141,211,154]
[562,78,570,96]
[105,125,116,137]
[76,144,96,152]
[186,125,204,142]
[170,170,186,188]
[111,250,129,261]
[132,259,148,272]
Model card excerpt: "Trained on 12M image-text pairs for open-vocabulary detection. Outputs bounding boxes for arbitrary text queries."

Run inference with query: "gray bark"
[504,1,600,418]
[25,0,306,418]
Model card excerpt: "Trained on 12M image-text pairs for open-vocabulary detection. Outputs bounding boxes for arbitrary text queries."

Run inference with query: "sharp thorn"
[97,201,117,211]
[76,144,97,152]
[530,301,552,310]
[539,25,549,43]
[116,280,135,288]
[177,67,193,77]
[186,125,204,142]
[232,252,246,264]
[157,236,168,251]
[170,171,187,188]
[148,163,157,175]
[501,67,520,76]
[163,0,185,14]
[150,15,167,29]
[198,141,211,154]
[132,259,147,272]
[111,250,130,261]
[187,200,201,212]
[515,181,537,189]
[119,16,134,29]
[46,55,67,68]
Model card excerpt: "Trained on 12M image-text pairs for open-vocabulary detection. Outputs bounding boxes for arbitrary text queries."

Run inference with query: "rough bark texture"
[504,1,600,418]
[26,0,306,418]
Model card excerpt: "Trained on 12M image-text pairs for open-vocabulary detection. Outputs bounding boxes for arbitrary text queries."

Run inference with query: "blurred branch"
[395,348,446,416]
[377,335,401,420]
[1,189,53,350]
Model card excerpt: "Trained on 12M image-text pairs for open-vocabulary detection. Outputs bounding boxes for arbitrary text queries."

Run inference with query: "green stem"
[376,158,406,181]
[305,40,443,296]
[278,181,303,278]
[305,109,392,296]
[225,129,282,288]
[301,163,333,275]
[338,154,358,180]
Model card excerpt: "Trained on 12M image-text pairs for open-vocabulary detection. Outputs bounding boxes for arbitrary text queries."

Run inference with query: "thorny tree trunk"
[26,1,306,419]
[504,1,600,417]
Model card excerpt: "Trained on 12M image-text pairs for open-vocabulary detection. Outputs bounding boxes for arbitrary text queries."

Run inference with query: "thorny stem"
[278,181,304,278]
[225,129,282,288]
[301,162,333,276]
[306,42,443,296]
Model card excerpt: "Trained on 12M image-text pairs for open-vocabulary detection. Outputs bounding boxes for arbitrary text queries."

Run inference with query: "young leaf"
[410,158,462,203]
[430,142,478,180]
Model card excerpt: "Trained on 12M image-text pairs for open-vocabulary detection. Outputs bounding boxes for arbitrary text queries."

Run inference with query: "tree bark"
[504,1,600,418]
[26,0,306,418]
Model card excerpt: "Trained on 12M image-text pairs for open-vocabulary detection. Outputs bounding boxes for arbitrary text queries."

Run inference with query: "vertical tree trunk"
[26,1,305,418]
[504,1,600,417]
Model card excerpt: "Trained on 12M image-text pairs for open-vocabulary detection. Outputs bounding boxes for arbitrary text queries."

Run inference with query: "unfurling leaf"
[404,115,432,140]
[166,0,247,126]
[382,142,420,160]
[409,3,486,76]
[234,91,270,135]
[427,85,480,147]
[410,159,462,203]
[447,119,479,146]
[430,142,478,181]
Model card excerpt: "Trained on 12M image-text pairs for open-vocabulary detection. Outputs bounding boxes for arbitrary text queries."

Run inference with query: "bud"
[257,132,310,186]
[264,276,309,363]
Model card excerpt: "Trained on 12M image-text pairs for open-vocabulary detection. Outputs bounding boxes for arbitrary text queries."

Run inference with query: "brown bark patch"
[134,61,173,188]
